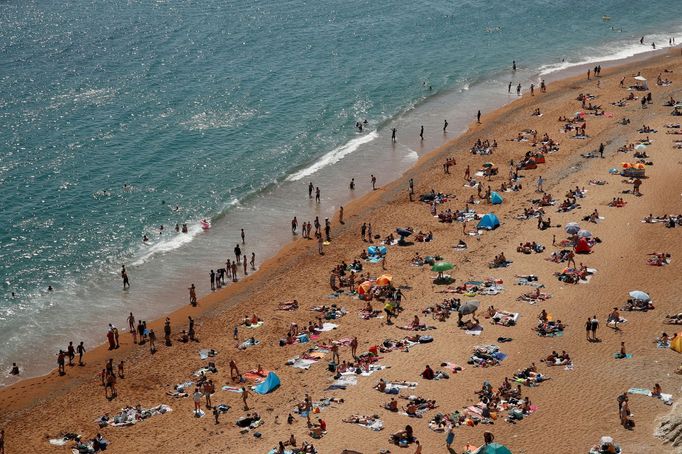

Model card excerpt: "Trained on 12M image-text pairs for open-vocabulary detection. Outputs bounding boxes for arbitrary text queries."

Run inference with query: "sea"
[1,0,680,384]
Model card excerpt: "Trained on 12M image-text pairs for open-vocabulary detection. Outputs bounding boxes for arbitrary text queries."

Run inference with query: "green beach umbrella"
[474,443,512,454]
[431,262,454,272]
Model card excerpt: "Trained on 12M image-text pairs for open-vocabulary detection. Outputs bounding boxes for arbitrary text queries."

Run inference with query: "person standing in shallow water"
[391,128,396,143]
[315,187,320,203]
[121,265,129,289]
[443,119,448,132]
[349,178,355,190]
[477,110,481,124]
[308,182,313,198]
[419,125,424,140]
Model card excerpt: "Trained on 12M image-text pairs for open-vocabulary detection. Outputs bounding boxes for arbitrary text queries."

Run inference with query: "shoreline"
[3,37,680,385]
[0,44,678,400]
[2,46,682,453]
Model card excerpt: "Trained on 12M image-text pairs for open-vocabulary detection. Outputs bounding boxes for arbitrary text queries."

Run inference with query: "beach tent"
[253,371,280,395]
[670,334,682,353]
[473,443,512,454]
[574,237,591,254]
[490,192,503,205]
[477,213,500,230]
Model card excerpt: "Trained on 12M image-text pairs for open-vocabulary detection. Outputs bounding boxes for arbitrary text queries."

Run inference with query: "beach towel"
[245,321,264,329]
[288,357,318,369]
[628,388,673,405]
[199,349,218,360]
[317,322,338,332]
[465,325,483,336]
[221,386,243,393]
[613,353,633,359]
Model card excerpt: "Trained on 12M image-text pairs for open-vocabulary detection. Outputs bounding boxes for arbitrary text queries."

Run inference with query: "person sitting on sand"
[421,365,435,380]
[652,383,663,398]
[375,379,387,393]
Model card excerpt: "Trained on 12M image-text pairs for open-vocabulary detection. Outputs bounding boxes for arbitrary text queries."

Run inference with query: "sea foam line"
[286,131,379,182]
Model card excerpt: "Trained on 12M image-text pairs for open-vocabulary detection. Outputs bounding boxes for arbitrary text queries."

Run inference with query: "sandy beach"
[2,49,682,454]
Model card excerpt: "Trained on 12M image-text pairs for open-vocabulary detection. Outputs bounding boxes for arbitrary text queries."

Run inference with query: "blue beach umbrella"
[474,443,512,454]
[628,290,650,302]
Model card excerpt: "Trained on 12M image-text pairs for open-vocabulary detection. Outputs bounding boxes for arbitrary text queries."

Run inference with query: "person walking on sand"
[371,174,377,190]
[598,142,604,158]
[339,206,344,224]
[350,336,358,358]
[230,359,240,381]
[419,125,424,140]
[164,318,172,346]
[315,187,320,203]
[189,284,197,306]
[608,307,621,330]
[57,350,66,376]
[587,69,591,80]
[477,110,481,123]
[67,341,75,366]
[367,223,373,243]
[585,318,592,341]
[536,175,544,192]
[241,387,252,410]
[77,341,86,366]
[361,222,367,241]
[317,234,324,255]
[0,429,4,454]
[591,315,599,340]
[148,329,156,353]
[193,388,203,416]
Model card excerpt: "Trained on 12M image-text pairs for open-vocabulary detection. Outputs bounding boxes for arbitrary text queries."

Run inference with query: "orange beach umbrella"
[376,275,392,287]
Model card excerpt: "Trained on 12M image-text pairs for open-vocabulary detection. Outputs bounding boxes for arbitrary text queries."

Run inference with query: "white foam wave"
[538,32,680,77]
[131,222,204,266]
[286,131,379,182]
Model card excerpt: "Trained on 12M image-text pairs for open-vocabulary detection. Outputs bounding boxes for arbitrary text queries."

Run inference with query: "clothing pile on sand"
[97,404,172,427]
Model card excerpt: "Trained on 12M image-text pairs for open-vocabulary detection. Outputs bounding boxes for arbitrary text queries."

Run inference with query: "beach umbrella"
[634,144,647,150]
[431,262,454,272]
[357,281,372,295]
[376,275,392,287]
[482,162,495,168]
[670,333,682,353]
[473,443,512,454]
[634,76,647,81]
[628,290,650,302]
[565,222,580,234]
[577,229,592,238]
[459,300,480,315]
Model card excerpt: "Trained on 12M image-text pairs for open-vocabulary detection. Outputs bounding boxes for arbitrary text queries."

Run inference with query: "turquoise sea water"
[1,0,680,382]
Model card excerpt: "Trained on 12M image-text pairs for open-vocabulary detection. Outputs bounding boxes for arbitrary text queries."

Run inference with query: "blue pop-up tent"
[253,372,281,395]
[490,192,503,205]
[477,213,500,230]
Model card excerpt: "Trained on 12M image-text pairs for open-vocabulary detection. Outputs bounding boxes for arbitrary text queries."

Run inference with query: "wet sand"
[1,49,682,453]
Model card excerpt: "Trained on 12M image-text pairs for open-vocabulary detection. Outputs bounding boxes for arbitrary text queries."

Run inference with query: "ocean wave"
[286,131,379,182]
[538,32,680,76]
[131,221,205,266]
